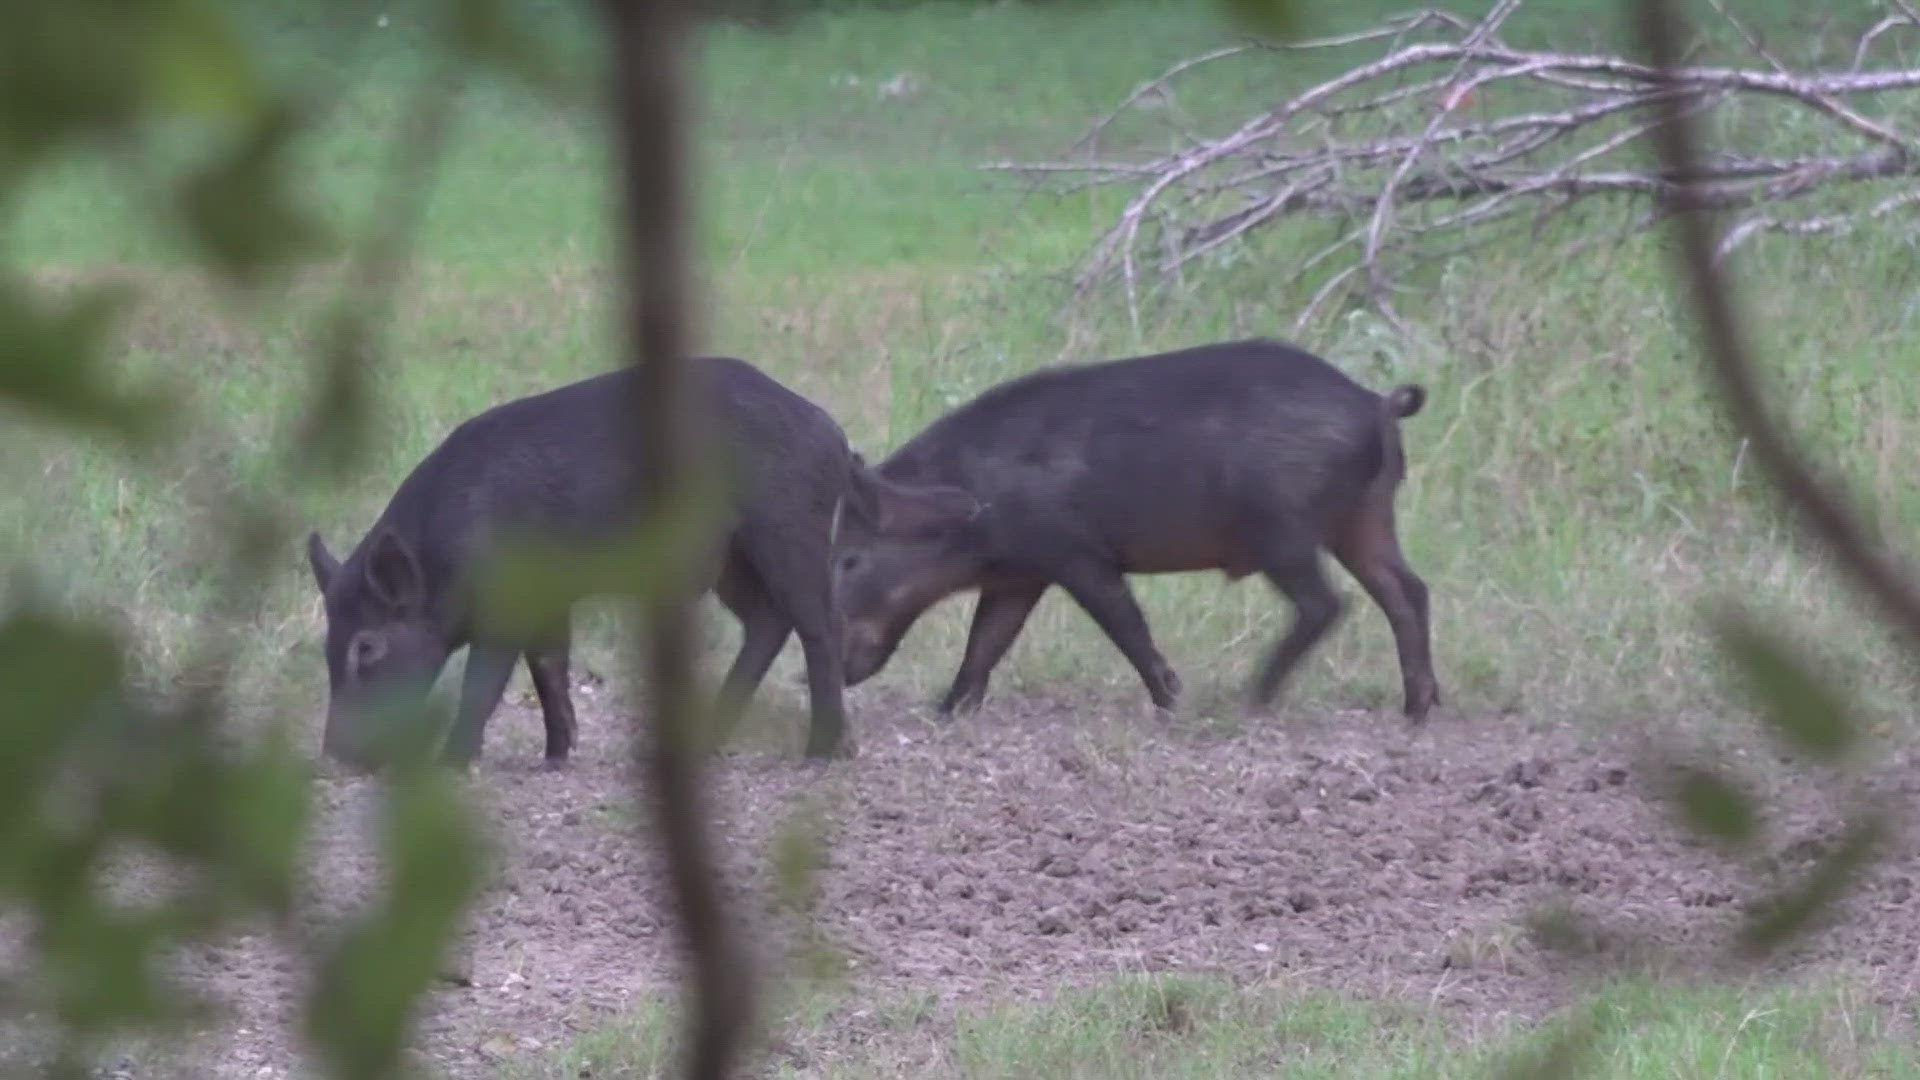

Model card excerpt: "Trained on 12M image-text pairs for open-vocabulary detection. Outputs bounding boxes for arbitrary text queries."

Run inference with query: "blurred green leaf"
[442,0,577,98]
[346,688,457,775]
[789,930,851,989]
[221,494,290,574]
[42,899,193,1035]
[307,921,419,1080]
[291,307,378,479]
[0,4,147,168]
[1739,813,1888,957]
[1216,0,1297,41]
[176,101,331,289]
[0,0,678,1070]
[473,486,729,640]
[0,609,126,863]
[147,0,262,119]
[1,0,264,171]
[1709,603,1857,764]
[0,277,175,445]
[116,731,229,865]
[306,770,483,1080]
[1668,764,1760,846]
[1524,903,1604,960]
[384,770,485,952]
[1492,1005,1601,1080]
[220,729,312,916]
[770,803,827,914]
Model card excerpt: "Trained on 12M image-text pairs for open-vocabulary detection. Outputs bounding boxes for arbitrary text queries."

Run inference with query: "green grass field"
[3,0,1916,1074]
[493,973,1915,1079]
[7,0,1916,731]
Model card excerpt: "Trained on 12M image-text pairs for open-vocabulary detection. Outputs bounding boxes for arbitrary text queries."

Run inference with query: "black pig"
[832,337,1440,721]
[306,356,940,769]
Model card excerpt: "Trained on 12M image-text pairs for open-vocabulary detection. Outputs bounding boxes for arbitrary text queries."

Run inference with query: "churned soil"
[118,686,1920,1077]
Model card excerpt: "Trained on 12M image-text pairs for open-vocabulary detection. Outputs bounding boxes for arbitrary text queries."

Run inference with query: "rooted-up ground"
[138,686,1919,1079]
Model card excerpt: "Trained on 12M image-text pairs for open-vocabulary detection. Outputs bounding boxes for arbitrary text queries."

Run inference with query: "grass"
[493,972,1918,1078]
[5,0,1915,740]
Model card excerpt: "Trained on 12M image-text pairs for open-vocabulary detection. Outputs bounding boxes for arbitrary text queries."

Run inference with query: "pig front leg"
[441,643,519,769]
[1050,561,1182,710]
[939,581,1048,717]
[525,627,578,767]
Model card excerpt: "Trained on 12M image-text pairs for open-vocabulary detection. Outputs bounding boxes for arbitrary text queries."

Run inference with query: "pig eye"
[836,553,861,574]
[348,632,388,673]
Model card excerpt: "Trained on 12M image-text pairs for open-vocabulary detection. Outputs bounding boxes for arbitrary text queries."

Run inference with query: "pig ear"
[841,453,885,529]
[841,453,981,538]
[365,528,426,614]
[877,479,982,539]
[307,532,341,594]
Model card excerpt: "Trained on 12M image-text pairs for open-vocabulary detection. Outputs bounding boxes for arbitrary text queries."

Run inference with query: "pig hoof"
[542,755,573,772]
[937,690,984,717]
[1160,669,1184,700]
[803,736,856,762]
[1403,685,1441,722]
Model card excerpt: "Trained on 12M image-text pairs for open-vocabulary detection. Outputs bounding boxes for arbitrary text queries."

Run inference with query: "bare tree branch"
[1004,1,1920,324]
[602,0,755,1076]
[1716,185,1920,258]
[1360,0,1524,321]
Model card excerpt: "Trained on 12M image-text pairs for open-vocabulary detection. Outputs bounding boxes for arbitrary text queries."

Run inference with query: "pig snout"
[321,716,382,774]
[842,621,888,686]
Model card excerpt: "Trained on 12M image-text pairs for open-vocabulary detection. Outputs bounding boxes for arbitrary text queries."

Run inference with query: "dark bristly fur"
[305,355,941,769]
[831,337,1441,721]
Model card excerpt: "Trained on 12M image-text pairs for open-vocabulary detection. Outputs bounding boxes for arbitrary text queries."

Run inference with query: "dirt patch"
[121,690,1920,1077]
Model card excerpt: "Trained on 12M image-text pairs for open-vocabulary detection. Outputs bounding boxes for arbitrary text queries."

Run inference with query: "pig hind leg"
[1248,532,1345,710]
[711,552,795,739]
[1331,497,1439,720]
[740,521,850,760]
[939,580,1048,717]
[525,625,578,766]
[1051,561,1182,708]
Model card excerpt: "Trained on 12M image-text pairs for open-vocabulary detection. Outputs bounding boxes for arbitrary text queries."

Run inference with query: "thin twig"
[1853,15,1919,72]
[1361,0,1523,304]
[1067,43,1256,157]
[603,0,755,1077]
[1271,9,1473,52]
[1715,186,1920,260]
[1292,261,1364,333]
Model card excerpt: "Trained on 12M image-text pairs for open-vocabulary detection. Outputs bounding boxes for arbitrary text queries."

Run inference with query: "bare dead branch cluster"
[994,1,1920,331]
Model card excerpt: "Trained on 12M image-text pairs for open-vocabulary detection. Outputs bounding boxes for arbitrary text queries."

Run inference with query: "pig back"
[878,339,1391,539]
[368,359,849,589]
